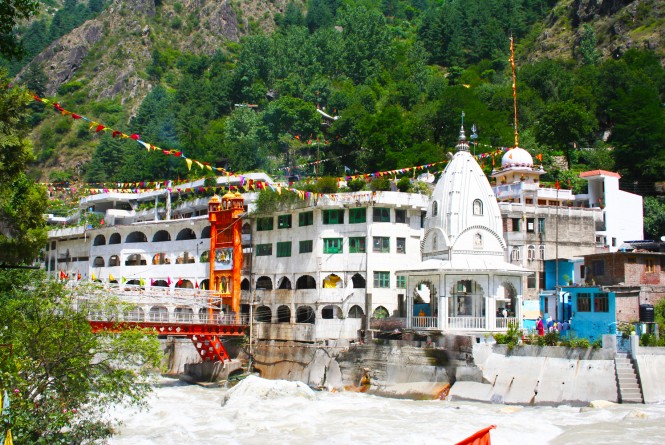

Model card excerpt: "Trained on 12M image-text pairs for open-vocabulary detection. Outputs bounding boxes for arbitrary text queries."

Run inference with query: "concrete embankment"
[449,343,618,406]
[634,346,665,404]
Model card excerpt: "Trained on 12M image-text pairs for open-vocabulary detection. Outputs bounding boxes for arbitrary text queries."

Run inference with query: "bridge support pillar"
[184,358,243,383]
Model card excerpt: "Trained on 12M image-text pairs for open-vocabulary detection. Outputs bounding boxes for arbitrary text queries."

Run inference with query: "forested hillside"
[3,0,664,194]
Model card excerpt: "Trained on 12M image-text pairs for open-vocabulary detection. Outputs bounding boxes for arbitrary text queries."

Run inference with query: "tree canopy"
[0,69,47,264]
[0,270,162,443]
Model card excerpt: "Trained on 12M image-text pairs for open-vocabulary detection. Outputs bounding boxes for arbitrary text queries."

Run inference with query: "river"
[108,376,665,444]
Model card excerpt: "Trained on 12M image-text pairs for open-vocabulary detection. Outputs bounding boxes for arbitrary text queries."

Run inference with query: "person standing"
[536,316,544,336]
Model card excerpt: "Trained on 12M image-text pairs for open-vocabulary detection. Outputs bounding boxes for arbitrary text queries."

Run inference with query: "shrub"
[543,331,560,346]
[493,321,522,349]
[315,176,339,193]
[347,179,366,192]
[369,177,391,191]
[396,176,412,192]
[567,337,591,348]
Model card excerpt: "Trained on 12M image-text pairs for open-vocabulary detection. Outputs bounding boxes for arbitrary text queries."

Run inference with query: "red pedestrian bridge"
[76,284,248,362]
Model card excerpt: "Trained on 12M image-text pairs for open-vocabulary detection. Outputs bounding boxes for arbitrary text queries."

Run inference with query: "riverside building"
[44,144,643,342]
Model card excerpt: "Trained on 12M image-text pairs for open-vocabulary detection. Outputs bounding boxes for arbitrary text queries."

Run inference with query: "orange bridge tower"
[208,192,245,318]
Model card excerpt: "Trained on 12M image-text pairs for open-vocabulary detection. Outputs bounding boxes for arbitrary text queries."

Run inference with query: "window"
[373,236,390,253]
[592,260,605,276]
[527,274,537,289]
[299,211,313,226]
[299,240,313,253]
[612,237,616,247]
[473,199,483,216]
[278,214,292,229]
[396,275,406,288]
[510,247,521,261]
[396,237,406,254]
[323,209,344,224]
[323,238,343,254]
[349,237,366,253]
[432,201,438,216]
[538,218,545,233]
[539,245,545,260]
[594,293,609,312]
[276,241,292,257]
[256,217,273,231]
[256,243,272,256]
[646,258,656,273]
[577,293,591,312]
[420,211,426,228]
[527,218,535,233]
[373,207,390,222]
[527,245,536,261]
[511,218,521,232]
[395,209,406,224]
[373,271,390,288]
[349,208,366,224]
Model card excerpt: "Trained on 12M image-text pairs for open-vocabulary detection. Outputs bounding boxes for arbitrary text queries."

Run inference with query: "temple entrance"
[496,281,518,328]
[448,279,486,329]
[412,280,438,329]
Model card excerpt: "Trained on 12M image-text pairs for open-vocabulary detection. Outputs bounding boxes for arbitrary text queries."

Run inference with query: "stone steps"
[615,353,644,404]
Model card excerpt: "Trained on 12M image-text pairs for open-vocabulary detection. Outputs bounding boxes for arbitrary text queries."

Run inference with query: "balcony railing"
[495,317,518,329]
[412,316,438,329]
[447,316,486,330]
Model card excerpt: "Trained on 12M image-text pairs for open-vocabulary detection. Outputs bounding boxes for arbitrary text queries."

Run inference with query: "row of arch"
[92,222,253,247]
[93,227,207,246]
[253,304,383,323]
[93,251,208,267]
[244,273,366,291]
[105,279,208,289]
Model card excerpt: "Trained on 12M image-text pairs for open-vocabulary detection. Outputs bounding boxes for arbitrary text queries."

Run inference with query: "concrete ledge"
[635,350,665,403]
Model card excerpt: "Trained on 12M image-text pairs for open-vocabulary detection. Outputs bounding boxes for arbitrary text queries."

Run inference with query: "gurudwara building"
[397,128,531,332]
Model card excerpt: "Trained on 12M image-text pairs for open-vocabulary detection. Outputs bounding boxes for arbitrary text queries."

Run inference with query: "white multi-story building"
[490,148,643,299]
[246,190,429,341]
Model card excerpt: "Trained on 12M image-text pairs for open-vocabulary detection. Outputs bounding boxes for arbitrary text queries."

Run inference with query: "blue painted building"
[540,286,616,341]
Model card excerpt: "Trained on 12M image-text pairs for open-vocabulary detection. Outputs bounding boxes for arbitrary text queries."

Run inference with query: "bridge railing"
[85,309,249,326]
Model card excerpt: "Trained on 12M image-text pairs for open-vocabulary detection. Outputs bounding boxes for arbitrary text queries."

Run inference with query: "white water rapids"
[108,376,665,444]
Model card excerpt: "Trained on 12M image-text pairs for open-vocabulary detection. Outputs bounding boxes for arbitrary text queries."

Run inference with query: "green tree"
[533,100,597,166]
[643,197,665,241]
[0,69,47,264]
[579,24,600,65]
[0,0,40,59]
[0,270,161,443]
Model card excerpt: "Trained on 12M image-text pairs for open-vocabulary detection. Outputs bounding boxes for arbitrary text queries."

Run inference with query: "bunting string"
[32,94,235,176]
[32,92,544,203]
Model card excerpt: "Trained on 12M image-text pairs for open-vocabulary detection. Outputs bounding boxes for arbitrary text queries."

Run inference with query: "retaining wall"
[448,344,618,406]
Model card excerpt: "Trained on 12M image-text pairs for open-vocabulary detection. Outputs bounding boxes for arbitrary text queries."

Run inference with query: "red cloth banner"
[455,425,496,445]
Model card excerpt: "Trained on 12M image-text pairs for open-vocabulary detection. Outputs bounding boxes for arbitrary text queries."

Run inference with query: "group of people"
[535,315,570,336]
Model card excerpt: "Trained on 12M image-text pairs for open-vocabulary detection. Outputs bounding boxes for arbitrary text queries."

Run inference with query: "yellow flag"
[109,273,115,282]
[4,430,13,445]
[185,158,193,170]
[91,272,96,281]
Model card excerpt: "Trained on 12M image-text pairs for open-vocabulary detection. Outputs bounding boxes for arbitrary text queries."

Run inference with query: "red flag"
[195,282,199,289]
[167,277,172,286]
[455,425,496,445]
[555,180,560,190]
